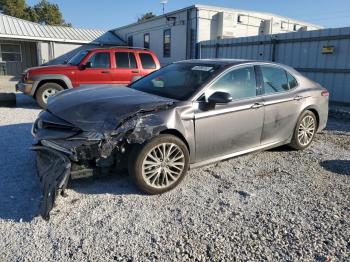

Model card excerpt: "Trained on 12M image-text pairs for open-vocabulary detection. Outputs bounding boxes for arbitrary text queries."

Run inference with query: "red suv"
[16,47,160,107]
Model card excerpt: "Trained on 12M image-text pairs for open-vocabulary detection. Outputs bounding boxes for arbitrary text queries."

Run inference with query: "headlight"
[37,119,43,129]
[23,71,29,81]
[24,71,34,83]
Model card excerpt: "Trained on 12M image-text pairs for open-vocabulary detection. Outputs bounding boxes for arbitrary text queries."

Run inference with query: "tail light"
[321,90,329,97]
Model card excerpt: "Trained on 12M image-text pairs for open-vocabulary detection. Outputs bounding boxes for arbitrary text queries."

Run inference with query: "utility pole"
[160,0,168,14]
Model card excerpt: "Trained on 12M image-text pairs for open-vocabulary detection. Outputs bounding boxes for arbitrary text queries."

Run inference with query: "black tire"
[128,134,190,195]
[35,82,64,108]
[289,110,317,150]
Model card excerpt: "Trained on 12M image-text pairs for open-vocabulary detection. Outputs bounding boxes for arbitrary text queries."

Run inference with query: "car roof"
[176,59,261,66]
[175,59,298,71]
[87,46,153,52]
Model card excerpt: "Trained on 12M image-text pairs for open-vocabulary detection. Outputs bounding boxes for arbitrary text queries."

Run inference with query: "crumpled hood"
[47,85,174,132]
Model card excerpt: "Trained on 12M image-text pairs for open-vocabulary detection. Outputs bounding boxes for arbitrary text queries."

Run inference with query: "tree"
[25,6,39,22]
[0,0,29,20]
[138,12,156,22]
[33,0,71,26]
[0,0,71,27]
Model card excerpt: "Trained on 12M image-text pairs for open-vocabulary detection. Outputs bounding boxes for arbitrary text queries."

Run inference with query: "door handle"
[294,95,304,101]
[251,103,264,109]
[101,71,111,74]
[131,70,140,74]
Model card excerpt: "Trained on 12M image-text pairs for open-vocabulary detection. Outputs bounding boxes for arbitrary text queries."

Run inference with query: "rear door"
[111,51,141,85]
[75,50,112,86]
[258,65,302,145]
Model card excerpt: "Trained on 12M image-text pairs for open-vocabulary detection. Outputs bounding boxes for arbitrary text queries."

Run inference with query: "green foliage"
[138,12,156,22]
[0,0,29,20]
[33,0,71,26]
[0,0,71,27]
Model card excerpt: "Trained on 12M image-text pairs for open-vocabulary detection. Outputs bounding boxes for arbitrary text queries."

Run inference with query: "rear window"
[287,72,298,89]
[115,52,137,69]
[139,53,157,69]
[261,66,289,94]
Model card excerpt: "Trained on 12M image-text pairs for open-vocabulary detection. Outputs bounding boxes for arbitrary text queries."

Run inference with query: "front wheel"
[289,110,317,150]
[129,134,190,195]
[36,83,64,108]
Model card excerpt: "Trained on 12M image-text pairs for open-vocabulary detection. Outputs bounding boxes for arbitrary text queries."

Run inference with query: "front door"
[194,65,265,162]
[75,51,112,86]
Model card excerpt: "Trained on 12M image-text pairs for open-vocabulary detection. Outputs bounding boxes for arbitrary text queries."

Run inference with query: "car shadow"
[268,145,291,152]
[320,160,350,176]
[15,93,41,109]
[70,173,141,196]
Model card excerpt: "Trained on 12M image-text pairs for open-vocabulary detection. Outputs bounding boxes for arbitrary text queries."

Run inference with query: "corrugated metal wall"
[199,27,350,104]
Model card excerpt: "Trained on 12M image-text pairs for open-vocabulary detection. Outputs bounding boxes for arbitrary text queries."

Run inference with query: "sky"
[26,0,350,30]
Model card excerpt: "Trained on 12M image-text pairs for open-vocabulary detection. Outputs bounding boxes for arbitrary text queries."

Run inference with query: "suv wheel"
[129,134,190,195]
[36,83,64,108]
[289,110,317,150]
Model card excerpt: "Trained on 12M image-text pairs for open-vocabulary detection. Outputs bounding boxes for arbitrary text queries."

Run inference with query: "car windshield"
[67,50,89,65]
[130,63,222,100]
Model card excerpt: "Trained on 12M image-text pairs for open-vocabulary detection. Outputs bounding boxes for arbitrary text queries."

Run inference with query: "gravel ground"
[0,94,349,261]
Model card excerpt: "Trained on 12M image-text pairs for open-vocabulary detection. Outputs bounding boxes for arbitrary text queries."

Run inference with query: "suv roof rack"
[89,46,150,51]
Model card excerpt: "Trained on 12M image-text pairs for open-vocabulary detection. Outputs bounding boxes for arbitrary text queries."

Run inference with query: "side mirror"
[79,62,92,70]
[208,91,232,104]
[85,61,92,68]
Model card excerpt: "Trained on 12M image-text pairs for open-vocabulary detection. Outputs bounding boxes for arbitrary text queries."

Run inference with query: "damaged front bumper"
[32,146,71,220]
[31,109,170,220]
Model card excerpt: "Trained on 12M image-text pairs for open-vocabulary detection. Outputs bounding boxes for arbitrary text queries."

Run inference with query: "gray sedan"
[32,59,328,219]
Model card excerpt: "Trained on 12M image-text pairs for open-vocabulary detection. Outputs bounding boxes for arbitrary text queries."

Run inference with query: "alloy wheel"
[142,143,185,189]
[297,115,316,146]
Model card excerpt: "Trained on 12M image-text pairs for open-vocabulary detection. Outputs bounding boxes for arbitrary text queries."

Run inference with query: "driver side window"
[203,66,257,101]
[87,52,110,69]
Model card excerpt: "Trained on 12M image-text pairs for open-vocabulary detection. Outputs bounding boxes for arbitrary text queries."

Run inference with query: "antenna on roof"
[160,0,168,14]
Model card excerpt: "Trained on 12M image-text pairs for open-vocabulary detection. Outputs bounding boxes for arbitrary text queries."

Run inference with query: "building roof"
[194,4,322,28]
[113,4,322,31]
[0,14,125,45]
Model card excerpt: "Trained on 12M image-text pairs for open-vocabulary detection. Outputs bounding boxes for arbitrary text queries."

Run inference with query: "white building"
[113,5,322,65]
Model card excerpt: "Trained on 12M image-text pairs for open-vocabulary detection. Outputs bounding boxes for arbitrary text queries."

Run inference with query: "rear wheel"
[289,110,317,150]
[128,134,189,195]
[36,82,64,108]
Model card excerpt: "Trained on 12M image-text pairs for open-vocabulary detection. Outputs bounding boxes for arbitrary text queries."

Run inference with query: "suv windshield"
[67,50,89,65]
[130,63,221,100]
